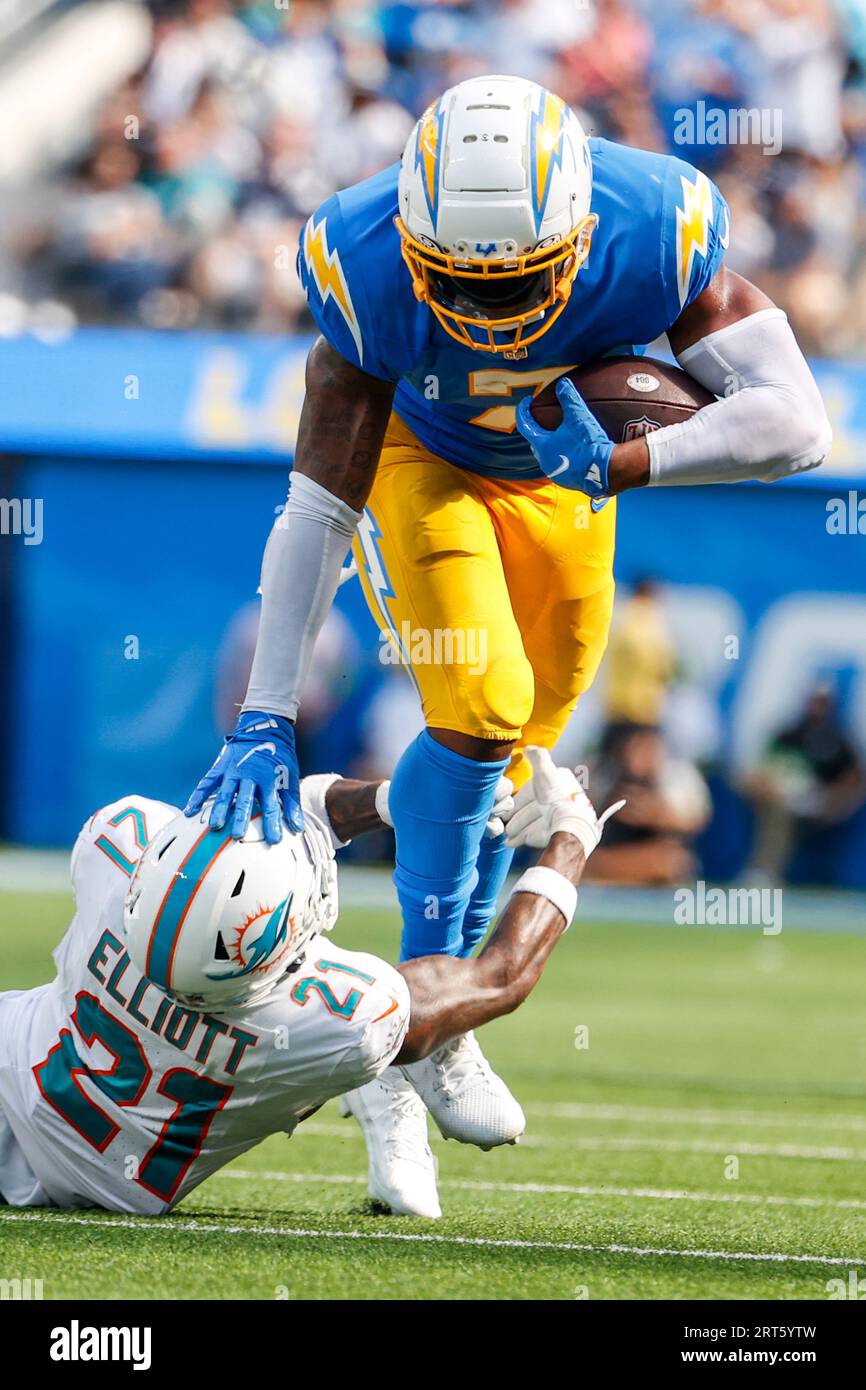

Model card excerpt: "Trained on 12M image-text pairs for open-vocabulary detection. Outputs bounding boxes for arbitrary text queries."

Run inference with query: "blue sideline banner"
[2,329,865,886]
[0,328,864,483]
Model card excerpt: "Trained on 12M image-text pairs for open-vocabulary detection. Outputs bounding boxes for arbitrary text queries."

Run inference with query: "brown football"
[530,355,716,442]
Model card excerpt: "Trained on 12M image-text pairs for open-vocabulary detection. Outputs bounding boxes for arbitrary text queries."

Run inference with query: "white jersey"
[0,796,410,1214]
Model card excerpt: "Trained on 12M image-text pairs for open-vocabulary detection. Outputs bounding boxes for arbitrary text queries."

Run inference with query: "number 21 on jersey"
[34,992,231,1204]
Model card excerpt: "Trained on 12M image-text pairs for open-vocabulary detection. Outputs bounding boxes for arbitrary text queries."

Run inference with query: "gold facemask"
[395,213,597,353]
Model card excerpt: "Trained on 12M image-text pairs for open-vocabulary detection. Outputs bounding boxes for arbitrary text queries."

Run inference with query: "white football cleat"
[401,1032,525,1149]
[341,1068,441,1219]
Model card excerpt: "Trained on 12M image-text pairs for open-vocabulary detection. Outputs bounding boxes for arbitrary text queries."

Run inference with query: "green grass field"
[2,887,866,1300]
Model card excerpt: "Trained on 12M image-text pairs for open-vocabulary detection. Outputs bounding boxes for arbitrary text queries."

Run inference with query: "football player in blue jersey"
[186,75,831,1216]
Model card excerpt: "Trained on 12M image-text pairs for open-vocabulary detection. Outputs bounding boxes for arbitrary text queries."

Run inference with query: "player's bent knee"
[448,651,535,738]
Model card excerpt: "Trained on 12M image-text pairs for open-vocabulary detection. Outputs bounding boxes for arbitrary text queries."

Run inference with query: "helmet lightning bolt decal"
[676,170,713,307]
[415,101,444,231]
[303,215,364,365]
[530,90,567,235]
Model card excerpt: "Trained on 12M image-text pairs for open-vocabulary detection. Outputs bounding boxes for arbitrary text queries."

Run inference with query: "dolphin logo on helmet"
[207,893,294,982]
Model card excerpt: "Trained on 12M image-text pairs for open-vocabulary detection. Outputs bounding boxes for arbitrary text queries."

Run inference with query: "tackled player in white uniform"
[0,793,407,1213]
[0,758,621,1218]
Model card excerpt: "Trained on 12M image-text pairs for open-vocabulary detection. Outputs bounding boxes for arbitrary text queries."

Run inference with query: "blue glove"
[516,378,614,500]
[184,710,304,844]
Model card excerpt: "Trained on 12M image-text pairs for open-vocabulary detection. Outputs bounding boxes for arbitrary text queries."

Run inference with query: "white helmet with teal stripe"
[123,806,338,1010]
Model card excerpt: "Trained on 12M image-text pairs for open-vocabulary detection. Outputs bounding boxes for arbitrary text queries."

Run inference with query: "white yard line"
[213,1168,866,1213]
[526,1101,866,1133]
[519,1135,866,1160]
[0,1209,860,1266]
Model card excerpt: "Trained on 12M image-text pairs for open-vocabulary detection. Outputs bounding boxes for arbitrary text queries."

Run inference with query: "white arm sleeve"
[646,309,832,486]
[243,472,363,720]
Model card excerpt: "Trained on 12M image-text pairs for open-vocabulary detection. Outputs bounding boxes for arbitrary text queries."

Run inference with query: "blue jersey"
[298,138,730,480]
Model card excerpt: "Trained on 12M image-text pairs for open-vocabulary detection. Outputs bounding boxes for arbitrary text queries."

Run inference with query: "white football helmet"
[123,806,338,1011]
[396,74,596,354]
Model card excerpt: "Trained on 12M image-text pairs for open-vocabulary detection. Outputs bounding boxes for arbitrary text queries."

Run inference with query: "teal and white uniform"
[0,796,409,1213]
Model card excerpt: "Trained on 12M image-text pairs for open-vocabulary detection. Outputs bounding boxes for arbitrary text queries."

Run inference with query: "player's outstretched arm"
[394,749,623,1063]
[301,772,513,850]
[395,831,582,1063]
[303,757,612,1061]
[318,775,386,844]
[185,339,395,844]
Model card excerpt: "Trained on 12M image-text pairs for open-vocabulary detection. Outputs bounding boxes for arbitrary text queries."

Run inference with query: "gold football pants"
[353,414,616,788]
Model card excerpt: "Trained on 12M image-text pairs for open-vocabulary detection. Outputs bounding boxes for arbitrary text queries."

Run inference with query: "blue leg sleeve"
[459,834,515,957]
[388,731,509,961]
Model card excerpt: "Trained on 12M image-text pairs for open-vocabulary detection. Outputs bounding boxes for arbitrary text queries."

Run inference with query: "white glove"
[378,775,515,838]
[503,747,624,858]
[484,775,514,838]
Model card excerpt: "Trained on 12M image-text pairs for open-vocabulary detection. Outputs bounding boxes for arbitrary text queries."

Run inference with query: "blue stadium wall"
[2,329,865,886]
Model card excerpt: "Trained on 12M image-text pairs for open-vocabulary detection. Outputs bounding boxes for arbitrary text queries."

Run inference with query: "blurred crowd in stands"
[7,0,866,354]
[582,583,865,888]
